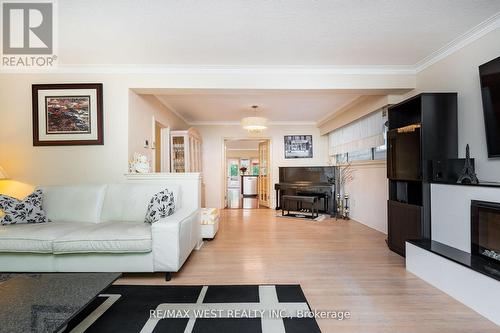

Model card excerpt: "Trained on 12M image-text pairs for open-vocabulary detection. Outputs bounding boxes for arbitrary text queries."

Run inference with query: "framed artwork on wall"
[32,83,103,146]
[284,135,313,158]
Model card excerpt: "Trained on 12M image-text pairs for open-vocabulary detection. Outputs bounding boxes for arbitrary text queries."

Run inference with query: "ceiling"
[58,0,500,66]
[154,90,363,123]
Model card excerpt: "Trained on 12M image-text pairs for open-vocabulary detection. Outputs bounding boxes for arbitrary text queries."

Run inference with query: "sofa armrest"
[151,207,200,272]
[155,207,197,225]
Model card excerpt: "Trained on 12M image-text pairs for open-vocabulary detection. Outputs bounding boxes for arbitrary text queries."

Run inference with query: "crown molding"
[316,95,370,126]
[153,96,191,125]
[189,121,241,126]
[226,148,259,151]
[269,121,317,126]
[318,95,391,135]
[414,12,500,73]
[0,64,417,75]
[189,120,317,126]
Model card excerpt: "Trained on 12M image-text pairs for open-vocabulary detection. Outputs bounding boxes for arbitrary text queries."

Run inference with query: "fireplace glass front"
[471,200,500,263]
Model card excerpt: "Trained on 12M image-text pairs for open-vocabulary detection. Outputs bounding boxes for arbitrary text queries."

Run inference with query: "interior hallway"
[227,188,259,209]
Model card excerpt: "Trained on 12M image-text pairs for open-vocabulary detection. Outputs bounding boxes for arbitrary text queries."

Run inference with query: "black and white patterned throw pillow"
[0,189,51,225]
[145,188,175,224]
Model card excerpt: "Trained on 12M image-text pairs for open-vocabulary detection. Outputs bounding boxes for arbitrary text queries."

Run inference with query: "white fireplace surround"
[406,242,500,325]
[406,183,500,326]
[431,183,500,252]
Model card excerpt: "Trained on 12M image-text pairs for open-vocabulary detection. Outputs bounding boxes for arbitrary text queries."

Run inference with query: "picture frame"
[284,135,313,159]
[32,83,103,146]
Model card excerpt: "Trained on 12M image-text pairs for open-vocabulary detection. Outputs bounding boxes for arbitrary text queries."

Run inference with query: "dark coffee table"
[0,273,120,333]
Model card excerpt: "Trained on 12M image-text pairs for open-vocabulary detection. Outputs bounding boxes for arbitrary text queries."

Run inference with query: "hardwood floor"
[117,208,498,332]
[227,188,259,209]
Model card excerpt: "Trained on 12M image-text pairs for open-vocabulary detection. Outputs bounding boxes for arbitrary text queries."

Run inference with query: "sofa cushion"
[145,189,175,224]
[0,189,50,225]
[53,221,152,254]
[0,221,91,253]
[40,185,106,224]
[101,184,180,223]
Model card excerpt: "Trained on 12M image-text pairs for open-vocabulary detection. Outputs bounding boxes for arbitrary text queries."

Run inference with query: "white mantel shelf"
[124,172,204,207]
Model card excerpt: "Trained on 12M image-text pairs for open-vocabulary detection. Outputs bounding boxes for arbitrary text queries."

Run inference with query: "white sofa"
[0,173,202,280]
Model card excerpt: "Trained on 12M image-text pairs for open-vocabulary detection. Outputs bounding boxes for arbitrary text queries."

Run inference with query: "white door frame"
[160,127,170,172]
[151,116,170,172]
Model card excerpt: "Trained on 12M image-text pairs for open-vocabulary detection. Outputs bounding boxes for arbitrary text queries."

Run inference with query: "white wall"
[226,150,259,160]
[195,124,329,208]
[0,71,413,189]
[344,27,500,237]
[0,74,130,186]
[344,163,388,234]
[2,24,497,220]
[410,28,500,182]
[128,92,189,163]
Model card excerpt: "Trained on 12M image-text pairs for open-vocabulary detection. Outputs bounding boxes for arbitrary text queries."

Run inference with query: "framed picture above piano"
[284,135,313,159]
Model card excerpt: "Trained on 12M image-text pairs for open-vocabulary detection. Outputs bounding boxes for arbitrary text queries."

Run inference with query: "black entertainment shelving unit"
[387,93,458,256]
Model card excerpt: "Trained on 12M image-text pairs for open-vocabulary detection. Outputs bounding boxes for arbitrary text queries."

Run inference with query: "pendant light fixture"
[241,105,268,133]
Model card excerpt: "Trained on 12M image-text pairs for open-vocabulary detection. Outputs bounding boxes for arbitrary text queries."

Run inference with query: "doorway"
[224,139,271,209]
[152,118,170,172]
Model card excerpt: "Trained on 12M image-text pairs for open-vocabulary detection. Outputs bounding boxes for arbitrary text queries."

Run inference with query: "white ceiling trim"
[316,95,368,125]
[0,64,416,75]
[414,12,500,72]
[268,121,318,126]
[189,120,317,126]
[154,97,191,125]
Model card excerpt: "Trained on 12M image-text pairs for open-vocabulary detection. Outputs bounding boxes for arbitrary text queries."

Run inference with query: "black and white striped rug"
[63,285,322,333]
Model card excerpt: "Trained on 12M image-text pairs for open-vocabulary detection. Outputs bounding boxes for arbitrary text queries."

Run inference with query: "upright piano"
[275,166,336,217]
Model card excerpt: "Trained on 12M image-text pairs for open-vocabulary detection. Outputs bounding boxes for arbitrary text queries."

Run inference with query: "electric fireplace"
[471,200,500,263]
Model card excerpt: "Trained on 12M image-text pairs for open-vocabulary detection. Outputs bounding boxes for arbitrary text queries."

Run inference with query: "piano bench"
[297,191,329,211]
[282,195,320,219]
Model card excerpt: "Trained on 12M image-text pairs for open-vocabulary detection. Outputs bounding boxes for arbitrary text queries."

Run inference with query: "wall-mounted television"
[479,56,500,158]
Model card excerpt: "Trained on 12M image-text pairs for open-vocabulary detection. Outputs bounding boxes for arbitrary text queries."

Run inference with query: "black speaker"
[432,158,474,183]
